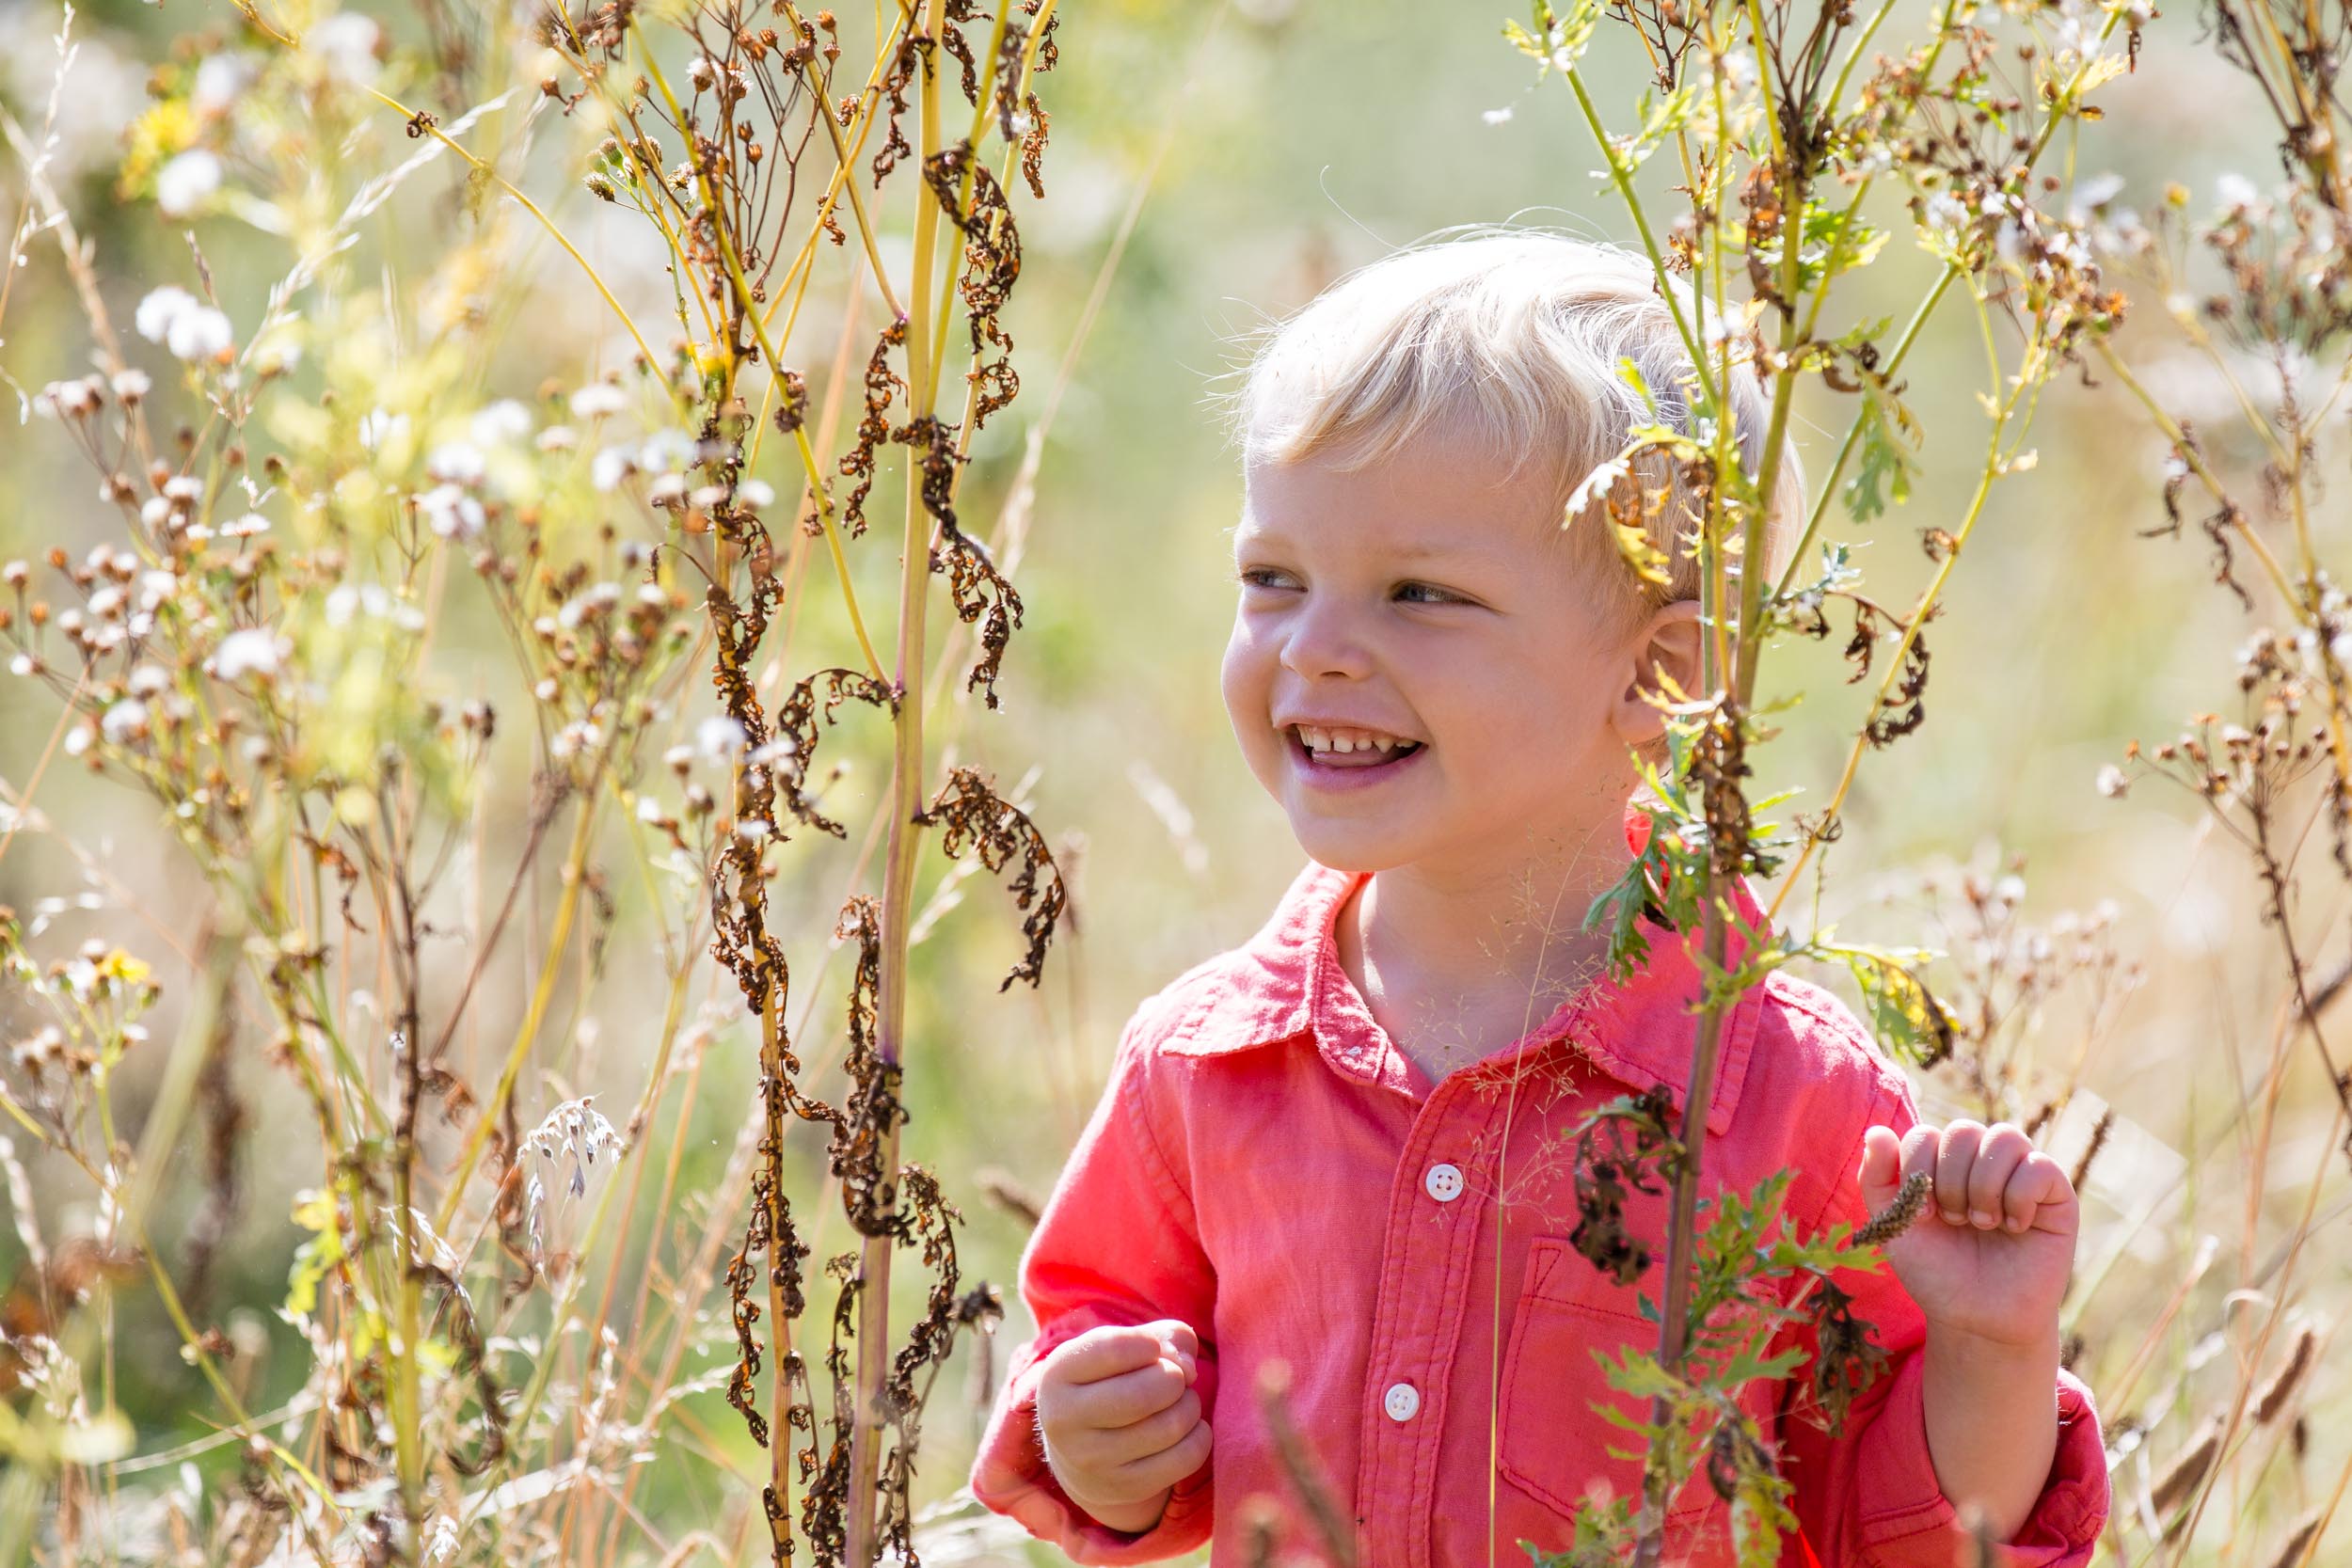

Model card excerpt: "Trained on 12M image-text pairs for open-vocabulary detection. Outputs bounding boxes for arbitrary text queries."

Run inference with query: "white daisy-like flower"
[417,483,485,540]
[358,407,410,453]
[308,14,382,86]
[568,383,628,419]
[101,699,151,743]
[154,150,222,217]
[191,55,253,116]
[534,423,579,452]
[739,478,775,508]
[425,441,485,484]
[165,306,233,363]
[110,369,151,402]
[135,286,199,343]
[469,399,533,447]
[213,627,286,682]
[590,445,638,492]
[221,512,270,538]
[696,714,748,763]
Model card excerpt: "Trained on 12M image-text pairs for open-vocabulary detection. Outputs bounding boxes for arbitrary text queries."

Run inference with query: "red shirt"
[971,837,2109,1567]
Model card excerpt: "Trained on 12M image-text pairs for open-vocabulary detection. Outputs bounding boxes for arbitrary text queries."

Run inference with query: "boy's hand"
[1858,1119,2079,1351]
[1035,1320,1213,1535]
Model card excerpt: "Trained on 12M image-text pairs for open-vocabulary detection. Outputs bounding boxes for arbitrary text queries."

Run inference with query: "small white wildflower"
[1924,192,1968,231]
[469,399,533,447]
[1481,105,1514,125]
[358,408,409,453]
[62,724,89,753]
[426,441,485,484]
[590,445,637,492]
[417,484,485,540]
[127,663,169,697]
[101,699,150,743]
[110,369,151,402]
[163,475,203,502]
[690,483,730,509]
[639,429,699,472]
[190,54,253,116]
[534,423,579,452]
[646,472,689,504]
[135,286,199,343]
[568,383,628,419]
[154,150,222,217]
[534,677,558,701]
[696,714,747,763]
[309,13,382,85]
[165,306,233,363]
[2217,172,2260,210]
[636,796,664,823]
[739,478,775,508]
[734,818,771,841]
[213,627,286,682]
[221,512,270,537]
[8,655,34,678]
[2095,763,2130,799]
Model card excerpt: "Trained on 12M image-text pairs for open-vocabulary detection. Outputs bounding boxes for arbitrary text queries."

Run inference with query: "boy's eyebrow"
[1232,529,1496,563]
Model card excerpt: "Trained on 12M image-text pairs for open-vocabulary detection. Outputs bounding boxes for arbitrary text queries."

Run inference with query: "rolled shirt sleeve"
[970,1010,1219,1564]
[1777,1075,2110,1567]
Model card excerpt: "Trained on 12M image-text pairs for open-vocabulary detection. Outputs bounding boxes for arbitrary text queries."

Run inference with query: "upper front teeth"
[1297,725,1410,753]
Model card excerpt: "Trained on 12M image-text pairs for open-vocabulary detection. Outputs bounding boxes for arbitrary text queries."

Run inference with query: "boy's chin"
[1287,824,1421,878]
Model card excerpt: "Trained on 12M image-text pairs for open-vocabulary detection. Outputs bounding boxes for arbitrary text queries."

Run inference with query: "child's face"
[1220,418,1685,882]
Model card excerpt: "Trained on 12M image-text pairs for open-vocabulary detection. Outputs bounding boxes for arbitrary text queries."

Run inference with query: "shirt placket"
[1350,1069,1509,1568]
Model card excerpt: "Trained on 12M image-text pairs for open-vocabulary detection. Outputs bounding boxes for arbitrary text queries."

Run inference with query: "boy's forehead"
[1233,461,1565,560]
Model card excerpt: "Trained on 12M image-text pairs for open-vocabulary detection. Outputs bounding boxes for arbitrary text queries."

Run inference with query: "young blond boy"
[971,230,2108,1567]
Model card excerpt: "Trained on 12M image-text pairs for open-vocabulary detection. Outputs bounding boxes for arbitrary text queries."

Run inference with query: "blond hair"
[1216,227,1806,632]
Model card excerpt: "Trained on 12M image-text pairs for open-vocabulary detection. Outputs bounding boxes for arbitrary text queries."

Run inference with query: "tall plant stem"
[845,2,947,1559]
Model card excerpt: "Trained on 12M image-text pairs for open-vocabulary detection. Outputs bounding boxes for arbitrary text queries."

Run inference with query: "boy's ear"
[1613,598,1705,749]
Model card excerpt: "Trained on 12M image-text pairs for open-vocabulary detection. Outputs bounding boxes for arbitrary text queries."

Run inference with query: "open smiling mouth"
[1286,726,1427,782]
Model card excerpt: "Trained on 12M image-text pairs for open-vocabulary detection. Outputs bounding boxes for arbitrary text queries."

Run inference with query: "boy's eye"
[1233,569,1467,606]
[1396,581,1459,605]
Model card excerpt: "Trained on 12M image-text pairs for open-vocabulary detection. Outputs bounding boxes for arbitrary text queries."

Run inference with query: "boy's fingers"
[1060,1358,1190,1430]
[1052,1325,1180,1386]
[1897,1122,1942,1204]
[1931,1120,1984,1224]
[1964,1123,2032,1229]
[1145,1319,1200,1364]
[1100,1389,1203,1466]
[1856,1125,1903,1210]
[2010,1151,2079,1235]
[1114,1418,1214,1497]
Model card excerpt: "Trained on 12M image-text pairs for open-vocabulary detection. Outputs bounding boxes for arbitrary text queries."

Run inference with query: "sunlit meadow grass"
[0,2,2347,1568]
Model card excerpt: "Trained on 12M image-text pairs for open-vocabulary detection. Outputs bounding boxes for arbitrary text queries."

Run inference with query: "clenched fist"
[1036,1320,1214,1535]
[1858,1117,2080,1350]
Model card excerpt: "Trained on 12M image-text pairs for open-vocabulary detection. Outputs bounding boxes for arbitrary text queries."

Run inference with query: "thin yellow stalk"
[433,782,604,1236]
[845,2,948,1557]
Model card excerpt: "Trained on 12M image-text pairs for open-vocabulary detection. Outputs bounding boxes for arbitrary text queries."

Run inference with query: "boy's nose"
[1278,606,1375,680]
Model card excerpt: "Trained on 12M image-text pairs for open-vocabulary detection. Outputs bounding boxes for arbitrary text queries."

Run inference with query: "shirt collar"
[1161,833,1767,1138]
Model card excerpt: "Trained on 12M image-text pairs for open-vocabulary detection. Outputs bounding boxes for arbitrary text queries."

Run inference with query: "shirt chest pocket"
[1499,1236,1782,1529]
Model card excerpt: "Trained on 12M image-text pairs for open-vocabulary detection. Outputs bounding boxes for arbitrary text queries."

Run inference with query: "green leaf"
[1843,377,1921,523]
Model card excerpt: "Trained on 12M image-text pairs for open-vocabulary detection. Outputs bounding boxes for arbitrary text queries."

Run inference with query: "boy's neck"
[1335,851,1624,1088]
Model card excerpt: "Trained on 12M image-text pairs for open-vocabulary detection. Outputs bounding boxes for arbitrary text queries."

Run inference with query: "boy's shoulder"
[1111,863,1347,1063]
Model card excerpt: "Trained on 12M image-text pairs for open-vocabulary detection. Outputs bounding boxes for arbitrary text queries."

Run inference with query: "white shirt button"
[1423,1163,1464,1203]
[1383,1381,1421,1422]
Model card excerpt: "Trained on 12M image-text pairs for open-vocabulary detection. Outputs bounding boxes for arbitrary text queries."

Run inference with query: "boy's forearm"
[1920,1323,2061,1541]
